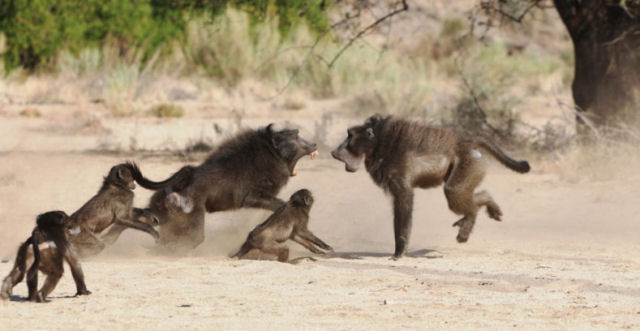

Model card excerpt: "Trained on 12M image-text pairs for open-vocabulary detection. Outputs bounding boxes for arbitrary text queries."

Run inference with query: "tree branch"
[327,0,409,68]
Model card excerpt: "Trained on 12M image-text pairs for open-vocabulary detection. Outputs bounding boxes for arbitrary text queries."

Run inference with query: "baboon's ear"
[303,195,312,206]
[266,123,275,134]
[366,114,383,125]
[366,127,375,139]
[117,167,125,180]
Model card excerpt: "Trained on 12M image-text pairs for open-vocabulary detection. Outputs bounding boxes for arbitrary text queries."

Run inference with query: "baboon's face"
[267,125,318,176]
[290,189,313,207]
[110,165,136,190]
[331,124,376,172]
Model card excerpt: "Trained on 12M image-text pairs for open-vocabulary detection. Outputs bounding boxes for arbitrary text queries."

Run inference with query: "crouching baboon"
[128,124,318,252]
[332,115,530,259]
[1,211,91,302]
[232,189,332,262]
[67,163,191,257]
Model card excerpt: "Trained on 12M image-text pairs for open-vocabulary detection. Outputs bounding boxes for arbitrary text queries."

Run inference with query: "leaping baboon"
[67,163,192,257]
[331,115,530,259]
[232,189,333,262]
[128,124,318,252]
[0,211,91,302]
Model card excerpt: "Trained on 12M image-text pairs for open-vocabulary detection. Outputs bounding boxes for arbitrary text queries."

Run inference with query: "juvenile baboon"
[0,211,91,302]
[129,124,318,251]
[332,115,530,259]
[67,163,190,257]
[232,189,332,262]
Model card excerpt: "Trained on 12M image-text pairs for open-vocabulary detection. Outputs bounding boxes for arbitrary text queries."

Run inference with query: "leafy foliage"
[0,0,328,72]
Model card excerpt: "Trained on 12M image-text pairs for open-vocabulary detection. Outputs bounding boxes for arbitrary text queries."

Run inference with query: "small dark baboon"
[68,163,190,257]
[232,189,332,262]
[332,115,530,259]
[129,124,318,251]
[0,211,91,302]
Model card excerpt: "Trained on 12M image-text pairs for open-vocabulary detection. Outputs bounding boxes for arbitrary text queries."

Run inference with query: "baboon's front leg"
[299,230,333,251]
[243,195,286,211]
[232,241,253,259]
[132,208,160,225]
[64,249,91,296]
[391,186,414,260]
[115,217,159,241]
[292,234,324,254]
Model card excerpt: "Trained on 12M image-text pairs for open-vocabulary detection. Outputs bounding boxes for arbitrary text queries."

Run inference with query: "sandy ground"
[0,117,639,330]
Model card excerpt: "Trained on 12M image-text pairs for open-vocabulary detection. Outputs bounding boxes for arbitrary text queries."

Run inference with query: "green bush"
[150,103,185,118]
[0,0,329,72]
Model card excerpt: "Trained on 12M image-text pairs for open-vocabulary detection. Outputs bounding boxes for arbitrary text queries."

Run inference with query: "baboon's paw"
[456,234,469,243]
[487,205,503,221]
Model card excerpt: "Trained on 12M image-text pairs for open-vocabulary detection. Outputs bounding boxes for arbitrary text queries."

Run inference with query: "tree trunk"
[553,0,640,129]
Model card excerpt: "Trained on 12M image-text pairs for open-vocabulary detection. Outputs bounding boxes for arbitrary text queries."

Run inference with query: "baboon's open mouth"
[291,150,318,176]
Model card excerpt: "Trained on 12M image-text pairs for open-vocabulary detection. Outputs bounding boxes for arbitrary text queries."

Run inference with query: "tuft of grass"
[150,103,184,118]
[103,63,140,116]
[19,108,41,118]
[0,33,5,75]
[57,48,101,77]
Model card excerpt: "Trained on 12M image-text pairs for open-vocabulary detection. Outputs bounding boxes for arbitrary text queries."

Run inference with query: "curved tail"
[476,138,530,173]
[125,162,195,191]
[26,234,39,282]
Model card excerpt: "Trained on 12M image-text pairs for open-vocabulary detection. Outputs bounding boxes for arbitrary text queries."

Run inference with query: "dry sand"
[0,117,639,330]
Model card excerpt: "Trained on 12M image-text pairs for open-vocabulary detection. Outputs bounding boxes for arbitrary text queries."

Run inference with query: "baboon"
[0,211,91,302]
[129,124,318,251]
[232,189,332,262]
[331,115,530,259]
[67,163,191,257]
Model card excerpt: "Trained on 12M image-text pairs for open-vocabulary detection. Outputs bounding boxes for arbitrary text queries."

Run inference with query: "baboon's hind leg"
[261,243,289,262]
[38,272,62,301]
[444,154,486,243]
[474,190,502,221]
[0,267,25,300]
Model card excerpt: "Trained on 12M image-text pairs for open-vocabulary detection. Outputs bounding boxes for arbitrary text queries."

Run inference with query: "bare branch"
[327,0,409,68]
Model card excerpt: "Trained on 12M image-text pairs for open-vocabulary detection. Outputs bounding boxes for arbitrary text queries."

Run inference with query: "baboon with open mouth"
[130,124,318,252]
[332,115,530,259]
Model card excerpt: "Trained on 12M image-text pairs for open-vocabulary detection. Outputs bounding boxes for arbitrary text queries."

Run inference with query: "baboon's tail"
[26,233,39,282]
[125,162,195,191]
[476,138,530,173]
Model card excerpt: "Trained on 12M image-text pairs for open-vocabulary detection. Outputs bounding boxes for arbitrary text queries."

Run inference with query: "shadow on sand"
[327,248,443,260]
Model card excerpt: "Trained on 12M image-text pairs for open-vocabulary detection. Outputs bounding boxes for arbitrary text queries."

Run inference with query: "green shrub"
[150,103,184,118]
[103,63,139,116]
[0,0,329,72]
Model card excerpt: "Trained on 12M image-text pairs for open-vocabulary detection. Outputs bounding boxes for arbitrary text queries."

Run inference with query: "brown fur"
[130,124,318,253]
[232,189,332,262]
[332,115,530,259]
[0,211,91,302]
[67,163,168,257]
